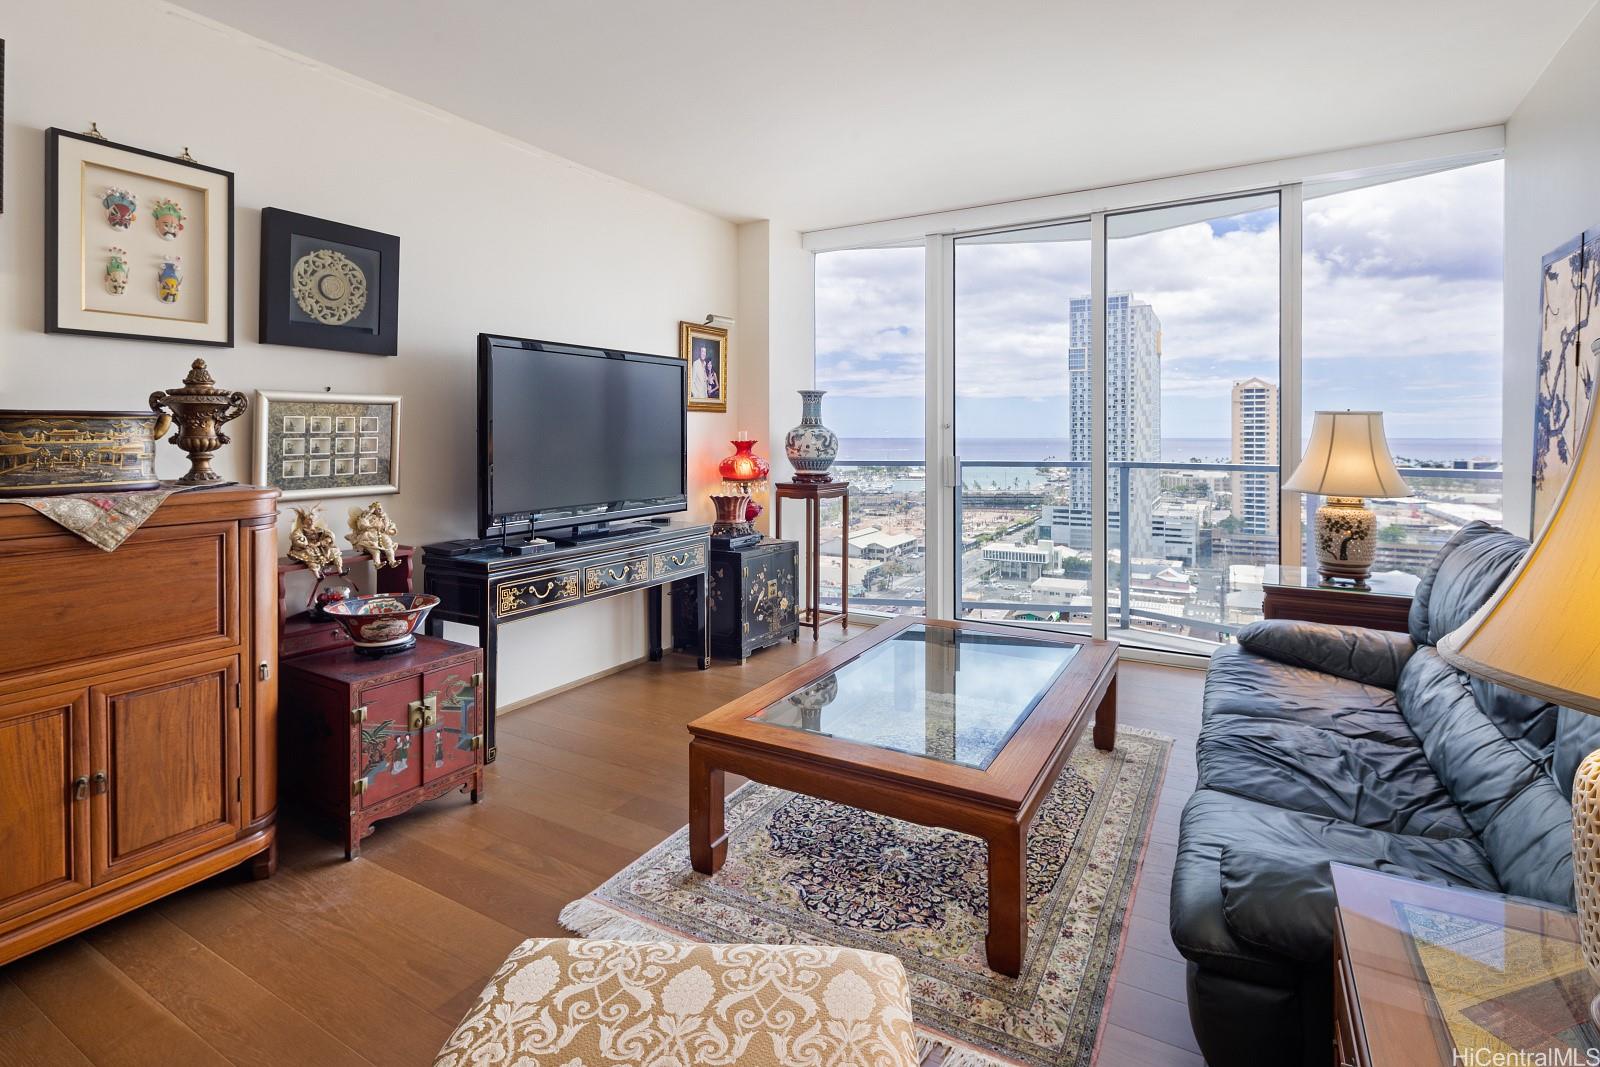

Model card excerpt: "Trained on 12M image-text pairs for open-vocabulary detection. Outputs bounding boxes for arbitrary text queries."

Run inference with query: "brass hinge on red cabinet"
[471,672,484,688]
[353,778,366,797]
[469,734,484,751]
[352,705,368,725]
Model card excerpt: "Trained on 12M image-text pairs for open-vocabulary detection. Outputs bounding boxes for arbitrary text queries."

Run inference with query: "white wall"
[0,0,740,707]
[1503,2,1600,537]
[736,220,816,500]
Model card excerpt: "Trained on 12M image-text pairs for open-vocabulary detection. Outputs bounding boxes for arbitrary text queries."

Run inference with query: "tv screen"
[479,335,687,535]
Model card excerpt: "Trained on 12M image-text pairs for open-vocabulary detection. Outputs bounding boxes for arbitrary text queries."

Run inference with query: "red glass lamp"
[718,433,769,522]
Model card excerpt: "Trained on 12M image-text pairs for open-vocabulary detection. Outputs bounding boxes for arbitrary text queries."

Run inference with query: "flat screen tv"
[478,334,687,540]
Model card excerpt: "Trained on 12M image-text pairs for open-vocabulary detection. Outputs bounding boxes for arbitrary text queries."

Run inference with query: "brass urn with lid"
[149,359,248,485]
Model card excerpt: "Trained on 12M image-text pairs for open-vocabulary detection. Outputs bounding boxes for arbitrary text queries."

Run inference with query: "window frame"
[808,132,1505,658]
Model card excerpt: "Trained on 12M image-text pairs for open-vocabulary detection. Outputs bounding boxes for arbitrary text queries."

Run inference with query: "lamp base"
[1312,496,1378,587]
[1572,748,1600,1017]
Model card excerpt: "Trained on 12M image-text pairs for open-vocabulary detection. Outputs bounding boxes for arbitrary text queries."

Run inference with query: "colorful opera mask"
[157,258,183,303]
[104,247,129,295]
[101,188,136,230]
[150,198,185,240]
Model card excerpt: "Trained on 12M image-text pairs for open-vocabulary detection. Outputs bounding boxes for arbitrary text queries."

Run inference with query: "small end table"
[774,479,849,639]
[1261,565,1419,633]
[1332,862,1596,1065]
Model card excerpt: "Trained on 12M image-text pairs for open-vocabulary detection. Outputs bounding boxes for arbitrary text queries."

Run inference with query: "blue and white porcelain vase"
[784,389,839,483]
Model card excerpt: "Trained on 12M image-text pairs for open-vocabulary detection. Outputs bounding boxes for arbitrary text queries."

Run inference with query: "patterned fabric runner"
[0,482,226,551]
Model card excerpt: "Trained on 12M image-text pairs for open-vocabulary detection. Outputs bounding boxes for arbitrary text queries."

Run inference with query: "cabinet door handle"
[72,776,89,801]
[407,694,439,731]
[90,771,107,795]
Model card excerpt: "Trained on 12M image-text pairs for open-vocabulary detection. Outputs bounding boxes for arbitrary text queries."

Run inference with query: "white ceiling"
[177,0,1594,231]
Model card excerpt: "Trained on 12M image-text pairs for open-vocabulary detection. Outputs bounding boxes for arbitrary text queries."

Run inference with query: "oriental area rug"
[560,727,1172,1067]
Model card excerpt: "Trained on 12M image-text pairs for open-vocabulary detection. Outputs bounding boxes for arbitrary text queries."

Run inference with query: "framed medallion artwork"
[680,320,728,413]
[260,207,399,356]
[253,391,401,500]
[45,128,235,345]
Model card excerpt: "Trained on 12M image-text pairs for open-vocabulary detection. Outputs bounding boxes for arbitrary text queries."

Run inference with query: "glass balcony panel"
[1104,194,1282,652]
[952,220,1092,627]
[816,460,927,616]
[815,247,927,615]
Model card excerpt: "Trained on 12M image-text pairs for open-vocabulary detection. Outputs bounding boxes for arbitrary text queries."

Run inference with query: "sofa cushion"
[1237,619,1416,690]
[1408,521,1528,648]
[1398,647,1574,905]
[1204,643,1414,747]
[1171,788,1499,984]
[1556,707,1600,797]
[435,939,920,1067]
[1217,848,1338,963]
[1199,646,1470,838]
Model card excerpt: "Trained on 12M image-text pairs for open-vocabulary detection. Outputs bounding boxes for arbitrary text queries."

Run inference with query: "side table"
[675,538,800,662]
[774,479,850,639]
[1332,862,1596,1065]
[280,636,485,858]
[1261,565,1418,633]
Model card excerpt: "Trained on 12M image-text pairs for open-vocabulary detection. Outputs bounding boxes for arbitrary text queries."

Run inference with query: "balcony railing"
[813,457,1503,648]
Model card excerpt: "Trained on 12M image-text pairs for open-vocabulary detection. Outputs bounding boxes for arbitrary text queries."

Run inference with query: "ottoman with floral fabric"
[435,938,920,1066]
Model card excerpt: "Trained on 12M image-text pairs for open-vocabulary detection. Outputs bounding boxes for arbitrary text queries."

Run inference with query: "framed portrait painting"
[680,320,728,413]
[45,128,234,345]
[253,391,401,500]
[260,208,399,356]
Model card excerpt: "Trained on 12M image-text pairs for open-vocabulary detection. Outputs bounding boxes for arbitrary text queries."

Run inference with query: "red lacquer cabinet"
[280,637,484,858]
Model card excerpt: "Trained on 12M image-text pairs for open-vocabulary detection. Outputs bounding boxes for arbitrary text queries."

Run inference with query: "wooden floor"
[0,628,1205,1067]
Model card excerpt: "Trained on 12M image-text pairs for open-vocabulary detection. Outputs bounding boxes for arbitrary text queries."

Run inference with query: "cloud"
[816,160,1504,444]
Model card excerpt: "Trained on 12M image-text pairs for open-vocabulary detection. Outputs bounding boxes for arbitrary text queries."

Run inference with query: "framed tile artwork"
[45,128,235,345]
[260,207,400,356]
[253,391,401,500]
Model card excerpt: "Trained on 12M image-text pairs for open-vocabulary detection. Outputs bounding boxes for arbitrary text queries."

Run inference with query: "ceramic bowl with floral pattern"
[323,593,439,656]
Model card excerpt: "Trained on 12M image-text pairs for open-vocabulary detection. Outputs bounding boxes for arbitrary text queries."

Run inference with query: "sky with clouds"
[815,160,1504,447]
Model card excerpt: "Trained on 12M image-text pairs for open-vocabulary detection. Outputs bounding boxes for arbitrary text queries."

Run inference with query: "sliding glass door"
[952,221,1092,627]
[1102,194,1281,650]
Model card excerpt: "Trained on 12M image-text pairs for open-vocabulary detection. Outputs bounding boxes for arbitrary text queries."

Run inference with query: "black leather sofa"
[1170,522,1600,1066]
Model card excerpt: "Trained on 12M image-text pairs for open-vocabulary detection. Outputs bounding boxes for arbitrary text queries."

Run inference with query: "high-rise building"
[1229,378,1279,537]
[1062,292,1162,552]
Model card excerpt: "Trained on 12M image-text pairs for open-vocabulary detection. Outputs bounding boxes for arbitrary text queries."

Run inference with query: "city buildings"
[1230,377,1279,537]
[1149,498,1214,566]
[1064,292,1162,552]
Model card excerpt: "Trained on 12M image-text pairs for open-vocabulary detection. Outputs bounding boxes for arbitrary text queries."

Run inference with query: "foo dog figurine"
[347,501,400,568]
[288,505,344,577]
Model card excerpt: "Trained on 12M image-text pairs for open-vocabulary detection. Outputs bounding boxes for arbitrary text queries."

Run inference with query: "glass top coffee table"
[687,616,1119,976]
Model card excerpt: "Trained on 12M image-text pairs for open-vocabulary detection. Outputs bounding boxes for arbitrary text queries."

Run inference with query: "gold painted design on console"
[496,571,581,617]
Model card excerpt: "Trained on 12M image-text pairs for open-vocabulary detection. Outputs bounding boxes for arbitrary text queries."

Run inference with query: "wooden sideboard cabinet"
[0,486,280,967]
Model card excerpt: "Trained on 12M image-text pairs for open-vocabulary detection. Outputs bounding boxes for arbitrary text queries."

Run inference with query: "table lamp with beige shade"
[1438,409,1600,1018]
[1283,410,1411,589]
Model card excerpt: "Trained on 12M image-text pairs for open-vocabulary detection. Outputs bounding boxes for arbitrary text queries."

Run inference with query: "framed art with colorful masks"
[45,128,234,345]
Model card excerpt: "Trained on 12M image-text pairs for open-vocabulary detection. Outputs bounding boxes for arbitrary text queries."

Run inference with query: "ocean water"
[835,437,1502,465]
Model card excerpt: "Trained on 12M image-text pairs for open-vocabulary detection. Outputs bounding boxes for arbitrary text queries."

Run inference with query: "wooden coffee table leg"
[1093,672,1117,751]
[689,741,727,874]
[986,822,1026,976]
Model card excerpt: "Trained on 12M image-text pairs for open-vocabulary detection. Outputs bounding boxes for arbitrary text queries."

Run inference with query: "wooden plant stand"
[774,479,850,639]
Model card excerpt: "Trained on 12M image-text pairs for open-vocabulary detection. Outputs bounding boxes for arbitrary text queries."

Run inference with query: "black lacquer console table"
[422,521,711,761]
